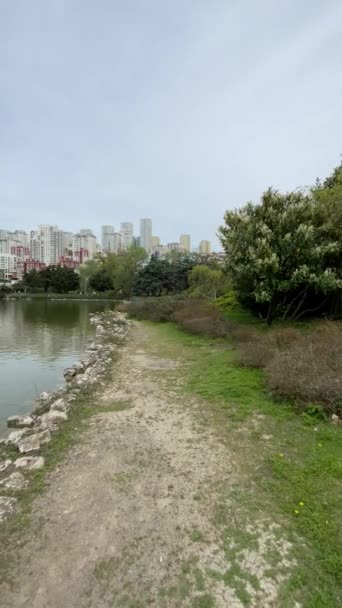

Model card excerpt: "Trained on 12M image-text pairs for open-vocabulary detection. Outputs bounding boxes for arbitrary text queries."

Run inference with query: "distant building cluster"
[0,221,213,283]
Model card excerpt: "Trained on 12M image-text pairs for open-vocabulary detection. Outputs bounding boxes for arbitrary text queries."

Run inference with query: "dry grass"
[173,300,232,338]
[236,321,342,414]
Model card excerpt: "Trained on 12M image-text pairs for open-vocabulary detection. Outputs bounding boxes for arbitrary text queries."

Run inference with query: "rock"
[15,456,45,471]
[50,398,68,413]
[0,496,17,522]
[39,391,51,402]
[72,362,84,373]
[7,429,29,446]
[17,429,51,454]
[64,367,77,381]
[41,410,68,424]
[7,415,34,429]
[331,414,340,424]
[88,342,97,350]
[0,459,12,473]
[0,472,28,490]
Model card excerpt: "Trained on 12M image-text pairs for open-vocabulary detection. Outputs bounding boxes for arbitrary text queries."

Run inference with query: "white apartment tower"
[180,234,191,252]
[120,222,134,250]
[30,225,65,265]
[140,218,152,252]
[101,225,115,253]
[199,240,211,255]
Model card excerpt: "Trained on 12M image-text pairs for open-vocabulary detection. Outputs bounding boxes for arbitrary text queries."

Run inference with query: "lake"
[0,299,115,436]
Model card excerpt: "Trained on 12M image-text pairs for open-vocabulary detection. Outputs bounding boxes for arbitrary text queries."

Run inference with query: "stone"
[0,496,17,522]
[72,362,84,373]
[64,367,77,380]
[0,472,28,490]
[7,415,34,429]
[39,391,51,402]
[88,342,97,350]
[7,429,29,446]
[50,398,68,413]
[41,410,68,423]
[0,459,12,473]
[331,414,340,424]
[17,429,51,453]
[15,456,45,471]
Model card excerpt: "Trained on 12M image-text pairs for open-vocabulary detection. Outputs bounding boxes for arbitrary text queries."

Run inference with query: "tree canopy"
[219,163,342,323]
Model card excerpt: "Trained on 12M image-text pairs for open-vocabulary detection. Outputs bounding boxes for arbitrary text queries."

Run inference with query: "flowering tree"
[219,166,341,323]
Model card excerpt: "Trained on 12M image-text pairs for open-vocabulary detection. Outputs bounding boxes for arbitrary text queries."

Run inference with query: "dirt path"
[1,323,297,608]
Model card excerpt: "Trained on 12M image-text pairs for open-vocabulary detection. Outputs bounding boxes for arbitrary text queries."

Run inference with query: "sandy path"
[1,323,296,608]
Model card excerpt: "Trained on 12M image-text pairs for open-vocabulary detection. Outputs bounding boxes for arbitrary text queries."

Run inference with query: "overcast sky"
[1,0,341,249]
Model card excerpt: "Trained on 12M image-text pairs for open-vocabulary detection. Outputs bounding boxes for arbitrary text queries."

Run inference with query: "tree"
[219,171,341,323]
[23,269,43,291]
[133,254,197,297]
[79,258,102,293]
[89,269,113,292]
[105,248,147,298]
[188,265,228,298]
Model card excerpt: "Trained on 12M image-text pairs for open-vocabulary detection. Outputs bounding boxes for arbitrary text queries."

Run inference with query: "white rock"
[41,410,68,423]
[17,429,51,453]
[0,472,28,490]
[50,398,68,413]
[15,456,45,471]
[7,429,29,446]
[40,391,51,402]
[331,414,340,425]
[7,415,34,429]
[64,367,76,380]
[0,459,12,473]
[0,496,17,522]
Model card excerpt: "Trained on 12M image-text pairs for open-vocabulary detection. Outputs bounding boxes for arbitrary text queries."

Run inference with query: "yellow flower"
[278,453,284,458]
[299,501,304,507]
[294,509,299,515]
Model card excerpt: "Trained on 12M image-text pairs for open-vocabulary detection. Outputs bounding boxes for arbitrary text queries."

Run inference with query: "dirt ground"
[0,323,298,608]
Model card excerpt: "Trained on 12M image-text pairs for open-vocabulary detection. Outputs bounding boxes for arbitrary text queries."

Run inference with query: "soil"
[0,323,297,608]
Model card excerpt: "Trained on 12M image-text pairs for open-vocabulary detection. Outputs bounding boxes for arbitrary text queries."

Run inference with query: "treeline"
[80,249,227,299]
[219,163,342,323]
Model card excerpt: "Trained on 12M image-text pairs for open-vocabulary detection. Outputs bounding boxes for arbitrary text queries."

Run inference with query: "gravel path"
[0,323,296,608]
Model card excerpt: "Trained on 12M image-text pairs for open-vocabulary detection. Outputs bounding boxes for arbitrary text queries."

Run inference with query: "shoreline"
[0,311,130,523]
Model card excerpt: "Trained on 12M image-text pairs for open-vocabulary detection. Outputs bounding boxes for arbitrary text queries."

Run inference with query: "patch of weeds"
[192,593,216,608]
[94,556,118,581]
[96,400,132,413]
[193,567,206,591]
[190,529,204,542]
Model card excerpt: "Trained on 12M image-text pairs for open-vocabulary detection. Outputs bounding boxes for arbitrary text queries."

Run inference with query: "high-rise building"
[101,225,115,253]
[73,230,97,261]
[151,236,160,248]
[140,218,152,252]
[120,222,134,250]
[199,240,211,254]
[132,236,141,248]
[180,234,191,252]
[0,253,17,281]
[30,225,65,265]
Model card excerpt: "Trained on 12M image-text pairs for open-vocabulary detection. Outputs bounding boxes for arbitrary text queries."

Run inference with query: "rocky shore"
[0,311,130,523]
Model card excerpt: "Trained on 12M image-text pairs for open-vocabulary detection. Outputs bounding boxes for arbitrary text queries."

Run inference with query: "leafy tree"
[23,269,43,291]
[105,248,147,297]
[79,258,102,293]
[89,269,113,292]
[133,254,197,296]
[219,170,341,323]
[47,266,79,293]
[188,265,228,298]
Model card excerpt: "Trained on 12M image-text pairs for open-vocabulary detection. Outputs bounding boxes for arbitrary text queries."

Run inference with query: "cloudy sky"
[1,0,341,249]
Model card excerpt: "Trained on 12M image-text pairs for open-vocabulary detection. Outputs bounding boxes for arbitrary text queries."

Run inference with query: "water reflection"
[0,300,114,434]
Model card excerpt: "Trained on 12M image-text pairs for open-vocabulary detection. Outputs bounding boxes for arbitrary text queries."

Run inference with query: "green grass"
[148,321,342,608]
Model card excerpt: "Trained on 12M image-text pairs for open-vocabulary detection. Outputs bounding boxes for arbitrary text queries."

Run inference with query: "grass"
[147,321,342,608]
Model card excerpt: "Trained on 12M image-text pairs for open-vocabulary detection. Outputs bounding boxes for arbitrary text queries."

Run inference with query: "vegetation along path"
[1,321,341,607]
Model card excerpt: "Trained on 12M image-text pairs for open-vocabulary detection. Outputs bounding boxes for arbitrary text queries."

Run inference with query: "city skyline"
[2,2,341,253]
[0,220,213,282]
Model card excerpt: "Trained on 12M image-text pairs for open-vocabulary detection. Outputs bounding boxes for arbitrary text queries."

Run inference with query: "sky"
[1,0,342,250]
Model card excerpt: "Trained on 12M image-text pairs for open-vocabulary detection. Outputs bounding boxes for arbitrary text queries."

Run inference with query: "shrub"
[237,327,302,368]
[118,297,183,322]
[265,322,342,413]
[173,300,232,338]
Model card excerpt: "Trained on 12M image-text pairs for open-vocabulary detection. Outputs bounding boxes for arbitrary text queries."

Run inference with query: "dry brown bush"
[237,326,302,368]
[266,322,342,412]
[173,299,233,338]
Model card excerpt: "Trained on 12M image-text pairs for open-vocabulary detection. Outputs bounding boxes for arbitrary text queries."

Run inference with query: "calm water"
[0,300,114,436]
